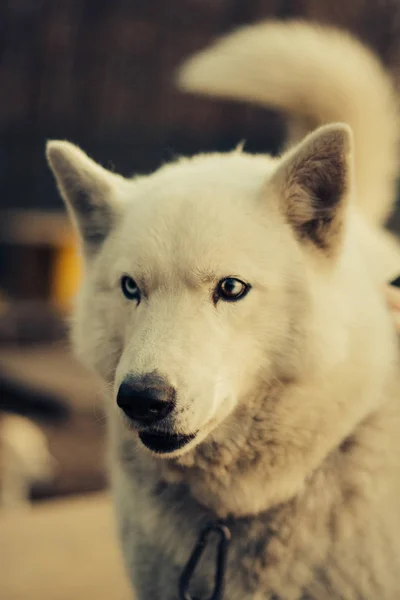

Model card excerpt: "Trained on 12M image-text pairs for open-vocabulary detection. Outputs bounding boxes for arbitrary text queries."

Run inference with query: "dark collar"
[179,521,232,600]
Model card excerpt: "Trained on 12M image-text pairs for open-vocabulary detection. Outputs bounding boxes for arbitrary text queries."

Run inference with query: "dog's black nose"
[117,375,175,426]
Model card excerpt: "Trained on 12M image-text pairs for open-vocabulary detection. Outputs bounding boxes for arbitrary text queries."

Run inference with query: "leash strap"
[178,522,231,600]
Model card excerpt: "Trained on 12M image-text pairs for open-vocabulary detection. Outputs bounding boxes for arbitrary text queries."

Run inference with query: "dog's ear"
[270,123,353,253]
[46,141,124,255]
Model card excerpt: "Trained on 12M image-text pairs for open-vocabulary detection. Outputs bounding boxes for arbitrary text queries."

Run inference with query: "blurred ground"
[0,493,131,600]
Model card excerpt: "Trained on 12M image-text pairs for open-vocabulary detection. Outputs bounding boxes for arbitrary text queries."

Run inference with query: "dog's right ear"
[46,141,123,255]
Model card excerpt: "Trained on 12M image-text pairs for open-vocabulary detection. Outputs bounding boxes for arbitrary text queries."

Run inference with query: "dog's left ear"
[270,123,353,254]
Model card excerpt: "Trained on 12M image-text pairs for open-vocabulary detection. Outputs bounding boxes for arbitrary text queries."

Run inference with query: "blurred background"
[0,1,400,598]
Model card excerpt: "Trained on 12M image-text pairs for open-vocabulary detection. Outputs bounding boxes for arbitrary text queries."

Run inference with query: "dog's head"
[47,125,354,459]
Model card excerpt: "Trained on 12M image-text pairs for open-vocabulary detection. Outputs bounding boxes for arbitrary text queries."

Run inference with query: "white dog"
[47,21,400,599]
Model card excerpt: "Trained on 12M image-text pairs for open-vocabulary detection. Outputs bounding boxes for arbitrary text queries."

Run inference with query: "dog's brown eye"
[121,276,140,303]
[215,277,250,303]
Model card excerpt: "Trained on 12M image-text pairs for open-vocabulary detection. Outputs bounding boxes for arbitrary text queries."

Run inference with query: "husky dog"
[47,21,400,600]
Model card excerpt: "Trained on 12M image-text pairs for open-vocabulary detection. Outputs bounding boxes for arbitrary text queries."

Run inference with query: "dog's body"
[47,21,400,599]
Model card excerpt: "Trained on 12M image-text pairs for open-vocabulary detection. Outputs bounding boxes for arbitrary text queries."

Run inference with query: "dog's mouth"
[138,430,196,454]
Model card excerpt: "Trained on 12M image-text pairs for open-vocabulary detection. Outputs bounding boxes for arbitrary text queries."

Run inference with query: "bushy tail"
[177,20,399,225]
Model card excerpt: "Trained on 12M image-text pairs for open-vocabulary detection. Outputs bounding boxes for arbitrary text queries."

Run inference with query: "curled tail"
[177,20,399,225]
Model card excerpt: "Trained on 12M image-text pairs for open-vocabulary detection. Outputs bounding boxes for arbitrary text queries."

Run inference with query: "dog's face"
[47,125,352,458]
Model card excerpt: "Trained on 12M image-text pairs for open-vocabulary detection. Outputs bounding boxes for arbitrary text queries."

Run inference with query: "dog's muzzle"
[117,374,196,454]
[117,375,176,426]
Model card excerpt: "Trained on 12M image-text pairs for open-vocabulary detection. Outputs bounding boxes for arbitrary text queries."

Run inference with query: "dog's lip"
[138,430,196,454]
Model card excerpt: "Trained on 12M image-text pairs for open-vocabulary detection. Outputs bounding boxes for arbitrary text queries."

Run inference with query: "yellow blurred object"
[51,236,82,309]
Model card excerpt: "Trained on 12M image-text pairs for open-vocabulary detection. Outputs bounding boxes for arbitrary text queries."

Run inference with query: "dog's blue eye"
[121,276,140,303]
[215,277,250,303]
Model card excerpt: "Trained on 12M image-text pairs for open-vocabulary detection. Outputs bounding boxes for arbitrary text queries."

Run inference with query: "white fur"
[46,21,400,598]
[178,20,399,226]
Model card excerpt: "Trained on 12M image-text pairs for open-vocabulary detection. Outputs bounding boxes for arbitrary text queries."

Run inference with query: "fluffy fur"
[47,21,400,599]
[178,20,399,226]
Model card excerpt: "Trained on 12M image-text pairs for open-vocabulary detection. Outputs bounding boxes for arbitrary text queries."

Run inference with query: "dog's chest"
[113,449,398,600]
[113,464,343,600]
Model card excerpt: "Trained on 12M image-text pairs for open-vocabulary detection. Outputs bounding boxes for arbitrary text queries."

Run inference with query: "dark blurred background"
[2,0,400,214]
[2,0,400,297]
[0,2,399,599]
